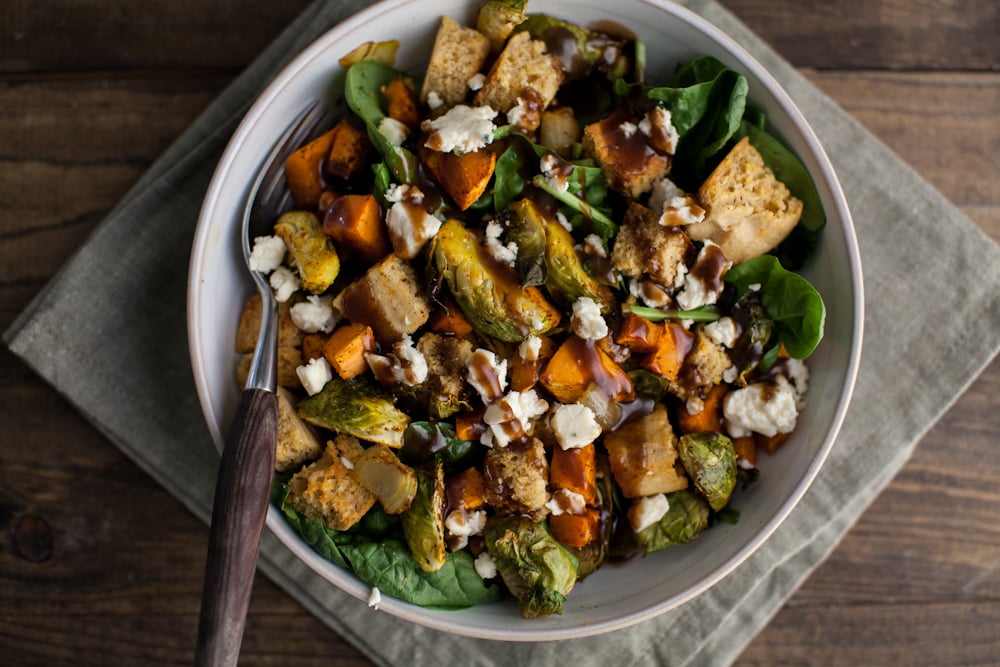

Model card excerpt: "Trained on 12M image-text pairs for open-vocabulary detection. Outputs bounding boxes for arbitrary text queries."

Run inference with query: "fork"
[195,100,327,667]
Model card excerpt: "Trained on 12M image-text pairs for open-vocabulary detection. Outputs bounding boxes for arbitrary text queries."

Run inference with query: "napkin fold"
[6,0,1000,665]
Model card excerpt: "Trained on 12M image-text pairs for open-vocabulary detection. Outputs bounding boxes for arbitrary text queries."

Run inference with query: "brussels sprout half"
[677,431,738,511]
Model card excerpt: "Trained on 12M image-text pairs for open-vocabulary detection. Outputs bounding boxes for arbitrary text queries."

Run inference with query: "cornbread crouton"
[274,386,323,471]
[421,16,491,107]
[332,254,430,346]
[285,435,376,531]
[673,324,732,399]
[611,201,695,288]
[604,404,688,498]
[236,294,304,354]
[687,137,803,264]
[484,436,550,520]
[416,332,474,419]
[583,108,671,198]
[473,31,563,131]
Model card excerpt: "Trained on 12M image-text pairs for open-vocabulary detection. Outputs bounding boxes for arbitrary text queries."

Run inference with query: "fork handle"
[195,388,278,667]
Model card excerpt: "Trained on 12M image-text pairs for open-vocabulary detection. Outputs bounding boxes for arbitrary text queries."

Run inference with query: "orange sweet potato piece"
[757,431,791,454]
[540,336,634,403]
[446,466,488,512]
[549,508,600,549]
[676,382,728,435]
[550,443,596,505]
[732,436,757,466]
[454,407,486,442]
[428,294,474,337]
[326,119,373,180]
[322,323,375,380]
[322,193,390,263]
[421,147,497,211]
[382,75,421,129]
[614,313,663,353]
[285,128,335,210]
[510,335,557,392]
[640,321,694,382]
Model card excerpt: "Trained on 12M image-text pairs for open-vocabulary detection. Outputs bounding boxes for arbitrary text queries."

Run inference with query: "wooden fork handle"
[195,388,278,667]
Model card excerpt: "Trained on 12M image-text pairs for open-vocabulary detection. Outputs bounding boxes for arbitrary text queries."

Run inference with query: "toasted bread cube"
[583,108,670,198]
[611,201,695,288]
[416,332,474,419]
[484,436,550,520]
[275,386,323,471]
[421,16,491,107]
[285,435,376,531]
[235,295,304,354]
[674,325,732,399]
[473,31,563,129]
[421,146,497,211]
[237,347,303,389]
[332,254,430,346]
[604,404,688,498]
[688,137,803,264]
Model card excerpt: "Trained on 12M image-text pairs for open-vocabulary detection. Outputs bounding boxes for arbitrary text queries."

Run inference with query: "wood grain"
[1,1,998,665]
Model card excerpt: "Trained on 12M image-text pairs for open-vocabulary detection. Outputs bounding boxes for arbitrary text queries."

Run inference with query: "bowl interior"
[188,0,862,641]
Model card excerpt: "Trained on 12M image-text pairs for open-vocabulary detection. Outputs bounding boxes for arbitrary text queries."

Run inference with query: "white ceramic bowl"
[188,0,863,641]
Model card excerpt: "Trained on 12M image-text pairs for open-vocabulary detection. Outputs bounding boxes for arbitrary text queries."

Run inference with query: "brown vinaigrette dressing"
[689,242,730,296]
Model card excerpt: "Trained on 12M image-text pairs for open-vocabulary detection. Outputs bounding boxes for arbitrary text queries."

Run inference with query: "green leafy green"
[725,255,826,359]
[399,421,475,467]
[344,60,418,183]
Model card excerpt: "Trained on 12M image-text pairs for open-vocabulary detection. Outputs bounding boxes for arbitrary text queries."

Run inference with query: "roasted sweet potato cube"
[382,75,421,129]
[446,466,488,512]
[640,322,694,382]
[550,443,596,505]
[615,313,663,353]
[285,128,335,210]
[454,407,487,442]
[604,404,688,498]
[756,431,791,454]
[549,508,600,549]
[325,119,372,181]
[540,336,634,403]
[427,294,474,337]
[732,435,757,466]
[676,382,728,435]
[510,335,556,392]
[421,146,496,211]
[322,323,375,380]
[322,193,390,263]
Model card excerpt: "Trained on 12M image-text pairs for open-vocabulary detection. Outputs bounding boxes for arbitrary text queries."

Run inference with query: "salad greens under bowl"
[187,0,862,641]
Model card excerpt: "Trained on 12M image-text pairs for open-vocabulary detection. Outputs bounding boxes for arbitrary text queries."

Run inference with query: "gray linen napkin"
[6,0,1000,665]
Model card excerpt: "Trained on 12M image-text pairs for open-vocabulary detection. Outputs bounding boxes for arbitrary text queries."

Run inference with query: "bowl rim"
[188,0,864,641]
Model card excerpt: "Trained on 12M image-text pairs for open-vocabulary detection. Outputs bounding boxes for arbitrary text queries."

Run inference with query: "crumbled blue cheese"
[571,296,608,340]
[784,358,810,398]
[467,72,486,91]
[676,241,731,311]
[507,97,530,130]
[649,176,705,226]
[445,509,487,550]
[546,488,587,516]
[628,494,670,533]
[705,316,738,348]
[426,90,444,110]
[377,116,410,146]
[296,357,332,396]
[422,104,497,153]
[248,235,286,273]
[639,106,679,154]
[474,551,498,580]
[518,335,543,362]
[367,587,381,610]
[723,376,799,438]
[386,200,441,259]
[539,152,569,193]
[629,277,671,309]
[480,390,549,448]
[290,295,336,333]
[365,334,428,386]
[269,266,300,303]
[467,348,508,403]
[485,219,518,267]
[550,402,602,450]
[555,210,572,232]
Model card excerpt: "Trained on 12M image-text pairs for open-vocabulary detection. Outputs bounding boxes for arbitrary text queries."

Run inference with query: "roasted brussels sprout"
[273,211,340,294]
[635,489,711,555]
[401,460,447,573]
[431,219,561,341]
[297,375,410,448]
[485,516,579,618]
[543,213,617,313]
[505,200,548,287]
[477,0,527,52]
[354,445,418,515]
[677,431,738,511]
[514,15,628,80]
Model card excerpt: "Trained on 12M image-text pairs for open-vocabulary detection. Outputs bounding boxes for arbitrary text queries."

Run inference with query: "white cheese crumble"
[648,176,683,213]
[582,233,607,258]
[705,316,738,348]
[555,210,572,232]
[377,116,410,146]
[296,356,332,396]
[386,200,441,259]
[539,153,569,193]
[340,456,355,470]
[546,488,588,516]
[467,348,508,403]
[467,72,486,91]
[367,587,381,610]
[365,334,428,386]
[638,106,680,154]
[571,296,608,340]
[422,104,497,153]
[629,494,670,533]
[474,551,498,580]
[619,121,638,138]
[629,277,672,309]
[550,402,602,450]
[485,219,518,267]
[724,376,799,438]
[686,396,705,416]
[248,235,286,273]
[518,336,543,362]
[507,97,530,130]
[290,295,336,333]
[784,358,810,397]
[480,390,549,448]
[649,176,705,226]
[445,509,487,550]
[269,266,300,303]
[675,241,731,311]
[426,91,443,110]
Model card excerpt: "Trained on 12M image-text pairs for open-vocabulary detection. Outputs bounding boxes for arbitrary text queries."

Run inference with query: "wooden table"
[2,1,997,664]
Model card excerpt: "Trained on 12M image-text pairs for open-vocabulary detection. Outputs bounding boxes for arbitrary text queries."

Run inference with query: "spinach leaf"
[399,421,476,468]
[344,60,418,183]
[274,481,351,568]
[735,120,826,269]
[494,144,528,211]
[725,255,826,359]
